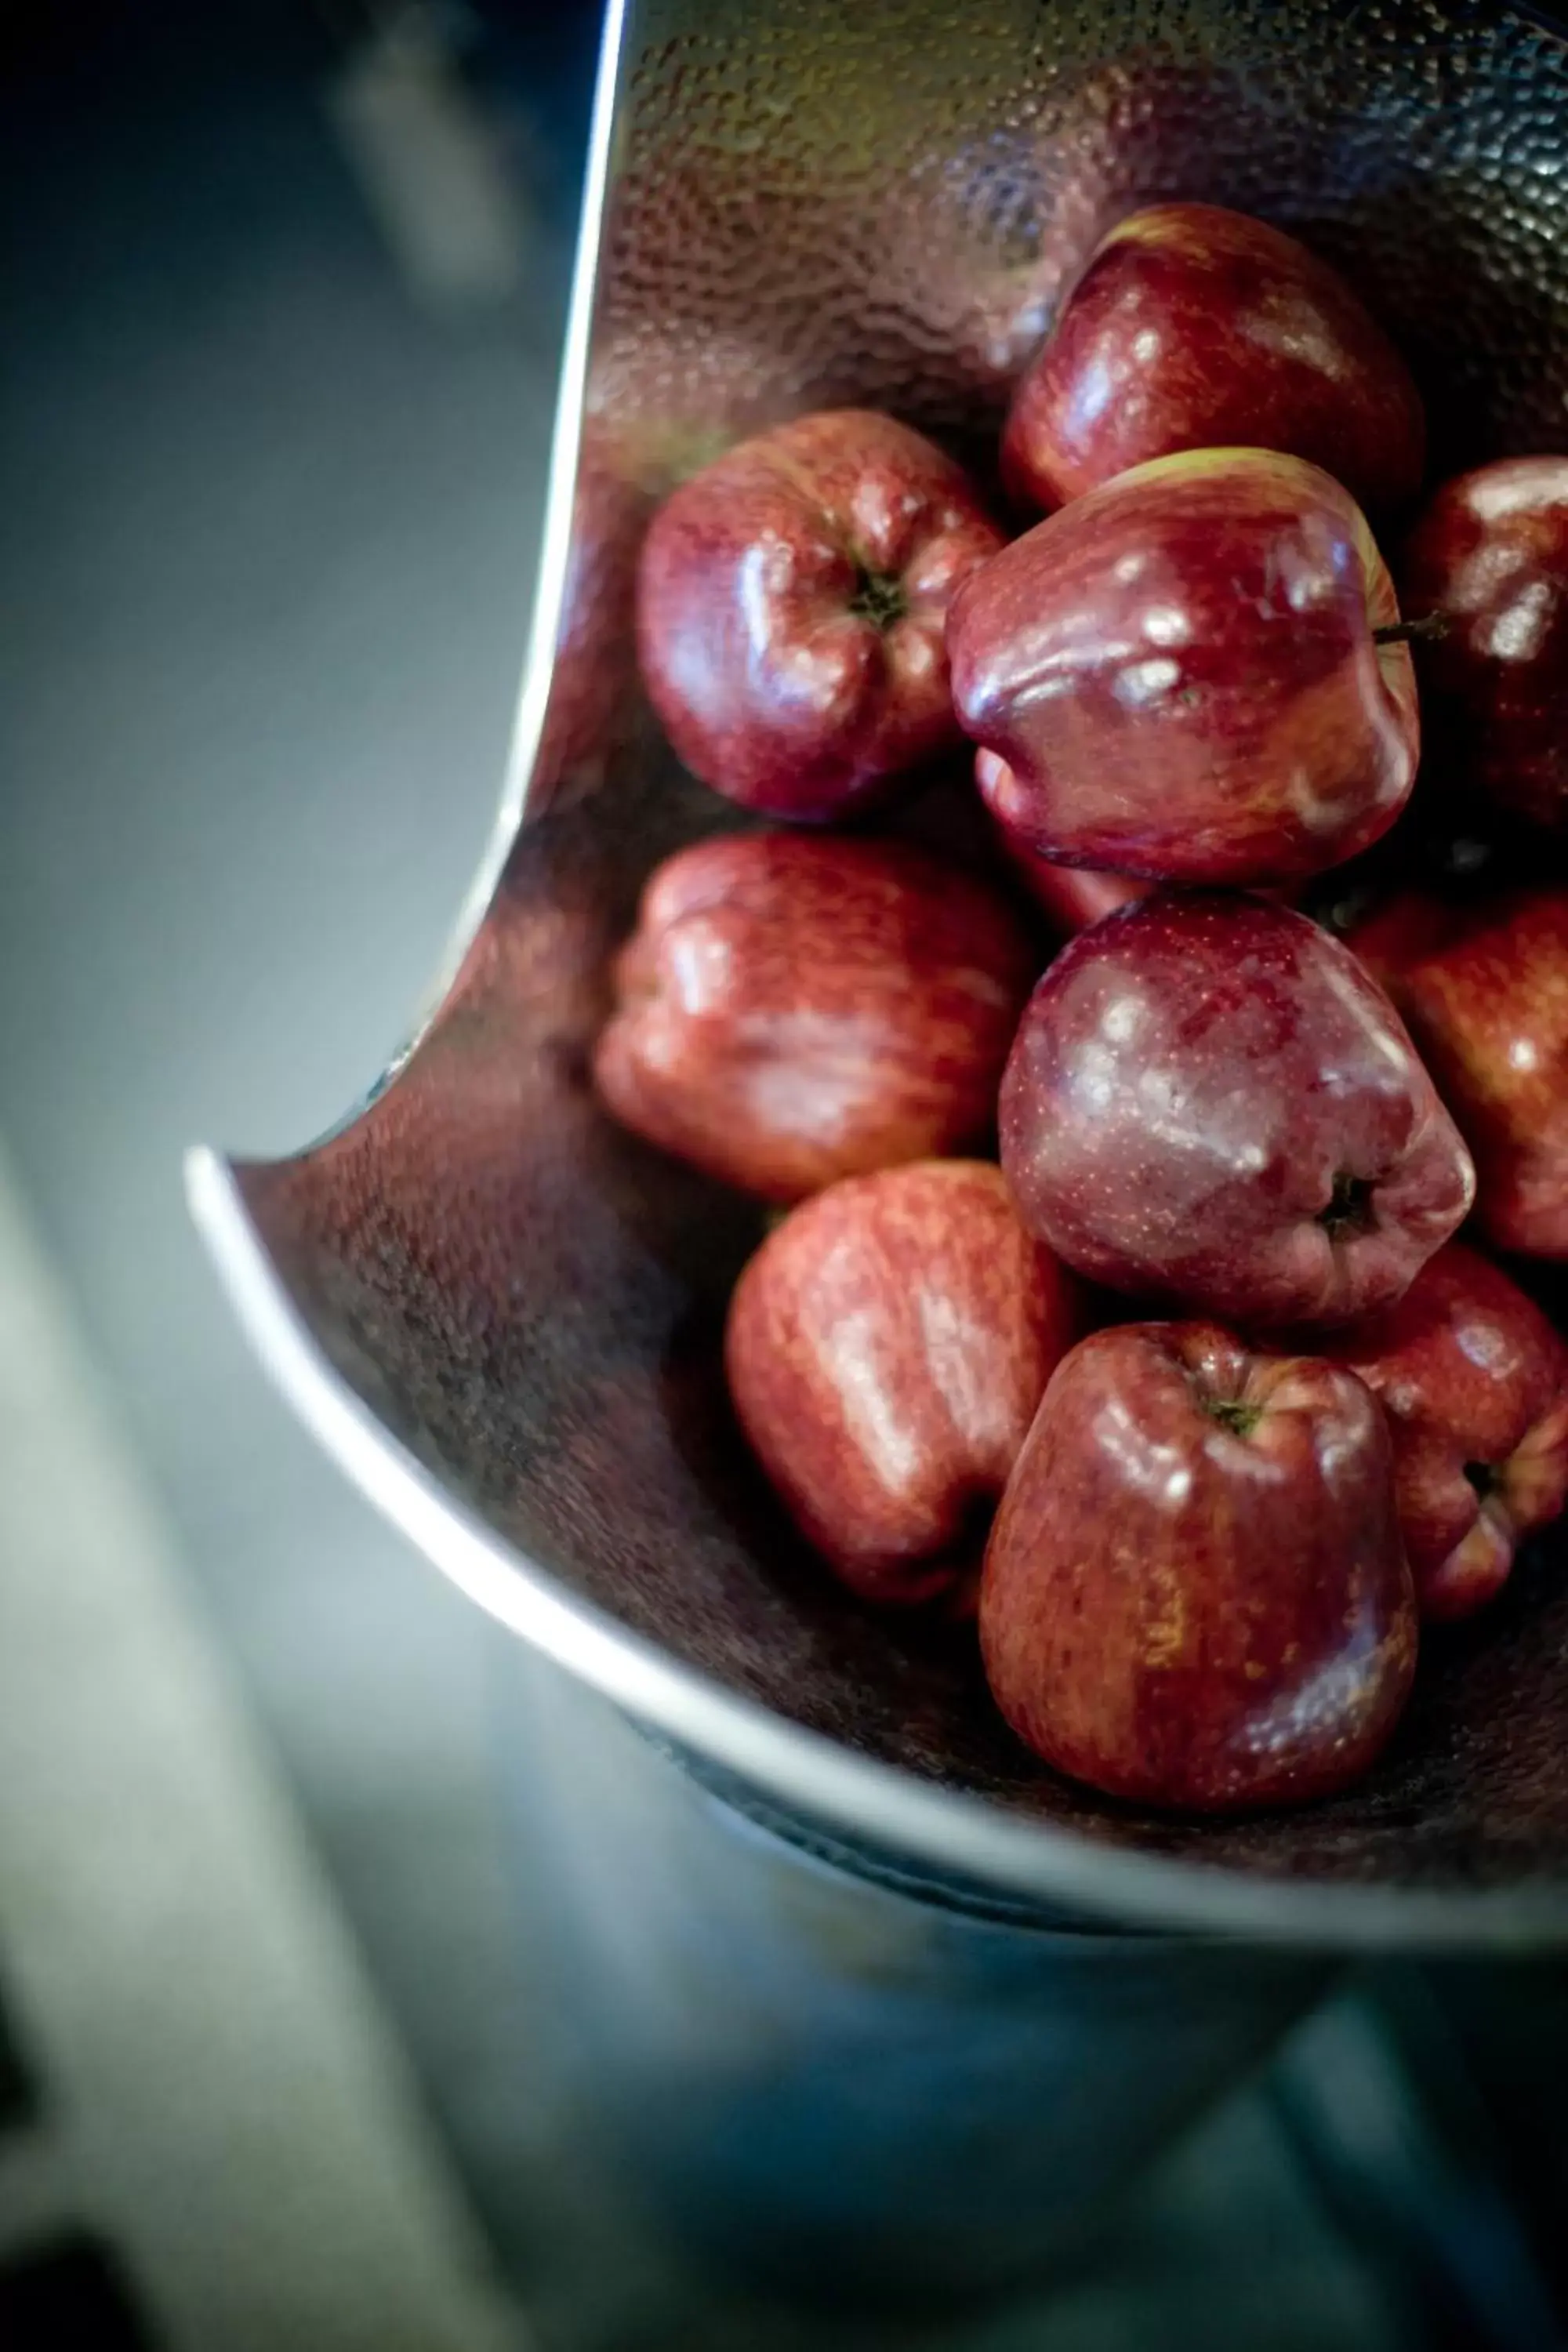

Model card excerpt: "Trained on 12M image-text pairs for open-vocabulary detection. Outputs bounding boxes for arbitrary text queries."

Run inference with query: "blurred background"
[2,3,1568,2347]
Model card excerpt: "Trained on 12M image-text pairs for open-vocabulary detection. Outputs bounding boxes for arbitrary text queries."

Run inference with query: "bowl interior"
[231,0,1568,1908]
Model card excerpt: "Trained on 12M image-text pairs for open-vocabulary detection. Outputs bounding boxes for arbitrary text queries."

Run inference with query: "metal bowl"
[191,0,1568,1947]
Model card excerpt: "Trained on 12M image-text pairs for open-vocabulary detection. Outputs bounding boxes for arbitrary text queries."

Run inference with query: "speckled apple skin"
[595,832,1038,1203]
[979,1321,1418,1812]
[999,893,1474,1330]
[948,449,1418,889]
[1400,457,1568,832]
[975,750,1154,931]
[726,1161,1079,1604]
[1003,202,1425,516]
[637,408,1005,822]
[1327,1242,1568,1621]
[1396,888,1568,1261]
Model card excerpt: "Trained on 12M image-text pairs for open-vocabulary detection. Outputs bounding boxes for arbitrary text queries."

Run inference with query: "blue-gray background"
[4,9,1565,2347]
[0,0,595,2285]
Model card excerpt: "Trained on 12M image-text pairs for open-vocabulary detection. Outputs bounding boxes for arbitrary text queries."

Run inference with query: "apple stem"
[1373,612,1450,648]
[1205,1397,1264,1439]
[848,566,908,631]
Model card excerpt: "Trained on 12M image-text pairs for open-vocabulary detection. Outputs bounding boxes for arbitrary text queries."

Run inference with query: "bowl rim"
[186,1143,1568,1951]
[187,0,1568,1954]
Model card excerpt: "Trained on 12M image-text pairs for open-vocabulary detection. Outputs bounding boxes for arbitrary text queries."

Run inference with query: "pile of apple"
[591,201,1568,1815]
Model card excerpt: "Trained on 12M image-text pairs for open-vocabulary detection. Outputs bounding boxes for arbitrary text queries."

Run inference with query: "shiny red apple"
[635,409,1004,822]
[593,831,1037,1203]
[1002,201,1425,517]
[979,1321,1417,1810]
[726,1161,1078,1604]
[975,750,1153,931]
[1391,888,1568,1261]
[976,748,1296,928]
[1325,1242,1568,1621]
[999,893,1475,1329]
[1399,457,1568,831]
[947,450,1419,888]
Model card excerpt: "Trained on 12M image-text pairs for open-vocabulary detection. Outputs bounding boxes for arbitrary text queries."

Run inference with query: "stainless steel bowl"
[192,0,1568,1948]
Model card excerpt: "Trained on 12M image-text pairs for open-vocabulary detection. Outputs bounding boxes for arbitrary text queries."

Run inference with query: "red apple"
[535,399,801,798]
[976,749,1298,929]
[947,450,1419,888]
[1002,201,1425,517]
[979,1322,1417,1810]
[1325,1242,1568,1621]
[999,893,1475,1329]
[726,1161,1078,1603]
[593,832,1037,1203]
[975,750,1154,931]
[1392,888,1568,1261]
[1399,458,1568,832]
[635,410,1004,822]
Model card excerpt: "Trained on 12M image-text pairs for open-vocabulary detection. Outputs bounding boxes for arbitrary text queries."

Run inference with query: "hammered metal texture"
[239,0,1568,1894]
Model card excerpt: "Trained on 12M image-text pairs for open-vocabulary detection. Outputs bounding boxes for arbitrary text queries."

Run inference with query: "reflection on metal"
[193,0,1568,1944]
[326,6,535,311]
